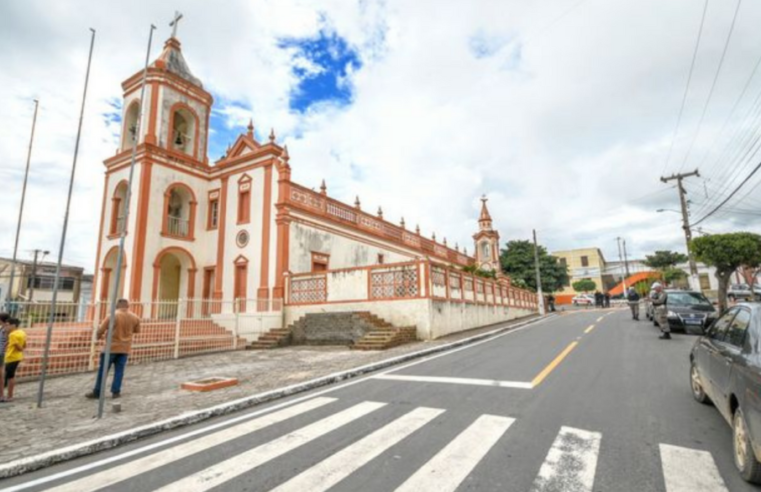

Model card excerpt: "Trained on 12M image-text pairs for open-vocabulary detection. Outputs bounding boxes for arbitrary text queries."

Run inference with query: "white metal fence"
[5,298,281,381]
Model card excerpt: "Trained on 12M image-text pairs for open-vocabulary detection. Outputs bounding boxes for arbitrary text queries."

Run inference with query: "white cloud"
[2,0,761,272]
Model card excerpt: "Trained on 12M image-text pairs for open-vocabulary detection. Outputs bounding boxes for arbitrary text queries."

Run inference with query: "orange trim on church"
[257,164,273,308]
[129,161,153,301]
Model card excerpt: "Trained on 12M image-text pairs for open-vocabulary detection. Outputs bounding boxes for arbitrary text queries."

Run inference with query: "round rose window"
[236,230,249,248]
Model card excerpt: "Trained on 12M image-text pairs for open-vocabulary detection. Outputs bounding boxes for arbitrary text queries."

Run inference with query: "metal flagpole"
[97,24,156,419]
[37,29,96,408]
[6,99,39,312]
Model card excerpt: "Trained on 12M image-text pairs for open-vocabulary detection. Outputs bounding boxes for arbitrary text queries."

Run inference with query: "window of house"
[27,276,75,291]
[170,107,196,156]
[311,252,329,272]
[699,273,711,291]
[162,184,196,240]
[377,253,385,264]
[237,178,251,224]
[238,190,250,223]
[581,256,589,267]
[208,192,219,230]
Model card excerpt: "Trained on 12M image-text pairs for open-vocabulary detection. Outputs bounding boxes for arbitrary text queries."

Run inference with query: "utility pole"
[661,169,700,289]
[623,239,631,278]
[533,229,545,316]
[616,238,627,293]
[28,249,49,302]
[7,99,39,311]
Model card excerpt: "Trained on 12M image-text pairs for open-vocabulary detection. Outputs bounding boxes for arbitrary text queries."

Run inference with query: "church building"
[92,32,537,343]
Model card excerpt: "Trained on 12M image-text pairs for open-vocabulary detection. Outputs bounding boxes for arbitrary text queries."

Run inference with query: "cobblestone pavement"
[0,316,538,464]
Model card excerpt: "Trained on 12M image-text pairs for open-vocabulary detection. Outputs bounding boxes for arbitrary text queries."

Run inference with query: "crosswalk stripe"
[394,414,515,492]
[271,406,445,492]
[531,426,601,492]
[45,397,337,492]
[155,401,386,492]
[660,444,729,492]
[374,374,533,389]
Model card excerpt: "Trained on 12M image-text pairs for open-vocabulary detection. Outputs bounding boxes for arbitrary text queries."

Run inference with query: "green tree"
[572,279,597,293]
[691,232,761,312]
[663,267,687,286]
[462,264,497,279]
[500,240,569,293]
[642,250,689,271]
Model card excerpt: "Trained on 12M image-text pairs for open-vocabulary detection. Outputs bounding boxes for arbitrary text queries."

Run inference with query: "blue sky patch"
[279,29,362,112]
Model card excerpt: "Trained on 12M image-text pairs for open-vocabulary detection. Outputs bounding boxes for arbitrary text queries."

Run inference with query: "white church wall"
[429,301,534,339]
[326,268,369,302]
[211,311,283,342]
[288,219,417,274]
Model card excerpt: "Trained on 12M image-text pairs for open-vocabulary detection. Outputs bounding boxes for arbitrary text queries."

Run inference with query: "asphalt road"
[2,309,756,491]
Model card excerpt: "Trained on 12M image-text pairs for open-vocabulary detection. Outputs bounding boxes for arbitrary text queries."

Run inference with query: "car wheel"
[690,363,710,405]
[734,407,761,483]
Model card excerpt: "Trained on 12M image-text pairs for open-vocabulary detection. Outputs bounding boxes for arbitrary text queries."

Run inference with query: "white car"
[572,294,595,306]
[728,284,761,302]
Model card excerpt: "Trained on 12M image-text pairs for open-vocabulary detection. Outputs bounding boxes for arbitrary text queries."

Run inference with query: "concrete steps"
[249,312,417,350]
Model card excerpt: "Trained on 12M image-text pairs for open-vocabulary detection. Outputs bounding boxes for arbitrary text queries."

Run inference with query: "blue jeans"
[93,353,129,395]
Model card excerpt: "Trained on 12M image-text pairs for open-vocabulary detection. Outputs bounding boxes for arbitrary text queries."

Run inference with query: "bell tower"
[473,196,501,272]
[118,27,212,165]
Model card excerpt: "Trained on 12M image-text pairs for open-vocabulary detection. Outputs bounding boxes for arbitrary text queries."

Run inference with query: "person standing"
[547,294,556,312]
[651,283,670,339]
[0,313,9,402]
[627,287,641,320]
[86,299,141,399]
[604,292,611,308]
[594,291,602,308]
[4,318,25,401]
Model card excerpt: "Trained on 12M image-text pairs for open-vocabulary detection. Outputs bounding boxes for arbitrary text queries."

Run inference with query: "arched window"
[169,106,197,157]
[161,183,197,240]
[109,181,128,236]
[121,101,140,151]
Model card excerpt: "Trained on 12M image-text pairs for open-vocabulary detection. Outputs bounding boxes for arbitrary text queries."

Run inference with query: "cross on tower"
[169,11,183,38]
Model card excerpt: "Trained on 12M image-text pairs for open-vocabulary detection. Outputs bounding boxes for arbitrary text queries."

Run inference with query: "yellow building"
[552,248,608,304]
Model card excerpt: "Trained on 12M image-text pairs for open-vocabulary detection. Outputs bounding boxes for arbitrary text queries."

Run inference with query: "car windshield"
[668,292,711,306]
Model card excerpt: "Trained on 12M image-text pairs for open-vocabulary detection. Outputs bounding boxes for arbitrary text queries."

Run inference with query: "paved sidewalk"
[0,316,539,464]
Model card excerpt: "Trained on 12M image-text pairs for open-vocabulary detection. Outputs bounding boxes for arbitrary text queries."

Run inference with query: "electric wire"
[678,0,743,173]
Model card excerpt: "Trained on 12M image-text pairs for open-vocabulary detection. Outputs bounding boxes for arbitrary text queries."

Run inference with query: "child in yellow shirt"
[5,319,25,402]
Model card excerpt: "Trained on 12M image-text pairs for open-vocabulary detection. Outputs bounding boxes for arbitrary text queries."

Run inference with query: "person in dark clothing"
[594,291,602,308]
[626,287,641,320]
[604,292,611,308]
[547,294,556,312]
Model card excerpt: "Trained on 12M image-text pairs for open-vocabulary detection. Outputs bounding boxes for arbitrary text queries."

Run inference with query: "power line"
[691,158,761,226]
[661,0,710,175]
[678,0,743,173]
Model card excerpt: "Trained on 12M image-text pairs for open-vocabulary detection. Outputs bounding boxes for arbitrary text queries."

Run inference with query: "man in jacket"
[651,283,670,339]
[626,287,641,320]
[86,299,141,399]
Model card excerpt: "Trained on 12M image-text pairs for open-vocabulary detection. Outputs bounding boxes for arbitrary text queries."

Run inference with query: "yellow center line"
[531,341,579,388]
[584,324,595,334]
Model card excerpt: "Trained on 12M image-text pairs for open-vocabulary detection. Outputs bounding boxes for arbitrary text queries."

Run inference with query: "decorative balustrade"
[285,259,538,311]
[286,183,471,267]
[166,216,189,237]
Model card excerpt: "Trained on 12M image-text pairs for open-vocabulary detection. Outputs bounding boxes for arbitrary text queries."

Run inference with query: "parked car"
[729,283,761,302]
[661,290,717,334]
[571,294,595,306]
[690,303,761,483]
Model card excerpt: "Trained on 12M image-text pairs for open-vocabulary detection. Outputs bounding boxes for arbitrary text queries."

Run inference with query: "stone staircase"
[249,311,417,350]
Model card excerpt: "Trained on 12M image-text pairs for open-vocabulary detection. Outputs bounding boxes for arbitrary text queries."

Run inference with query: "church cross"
[169,11,184,38]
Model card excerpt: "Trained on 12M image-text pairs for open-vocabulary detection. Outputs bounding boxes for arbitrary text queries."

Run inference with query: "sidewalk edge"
[0,313,554,479]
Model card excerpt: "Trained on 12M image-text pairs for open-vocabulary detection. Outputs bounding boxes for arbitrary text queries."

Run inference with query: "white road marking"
[394,414,515,492]
[271,406,445,492]
[3,315,554,492]
[43,397,337,492]
[374,374,533,389]
[531,426,601,492]
[660,444,729,492]
[155,401,386,492]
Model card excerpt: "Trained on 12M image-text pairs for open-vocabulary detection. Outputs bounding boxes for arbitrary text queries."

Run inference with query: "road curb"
[0,313,554,479]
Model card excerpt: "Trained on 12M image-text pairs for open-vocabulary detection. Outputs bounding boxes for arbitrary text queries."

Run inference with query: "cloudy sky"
[2,0,761,271]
